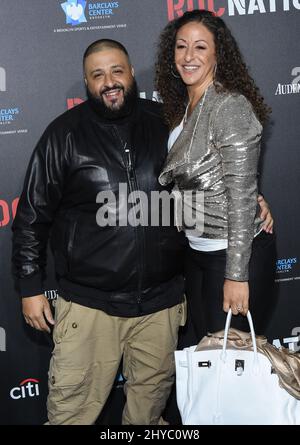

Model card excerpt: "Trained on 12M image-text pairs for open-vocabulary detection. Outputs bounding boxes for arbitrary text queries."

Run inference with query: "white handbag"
[175,310,300,425]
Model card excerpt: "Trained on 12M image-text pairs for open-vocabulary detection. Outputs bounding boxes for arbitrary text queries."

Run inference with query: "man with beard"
[11,39,187,425]
[12,39,272,425]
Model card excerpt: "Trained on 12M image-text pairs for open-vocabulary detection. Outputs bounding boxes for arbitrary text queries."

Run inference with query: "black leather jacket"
[12,99,186,316]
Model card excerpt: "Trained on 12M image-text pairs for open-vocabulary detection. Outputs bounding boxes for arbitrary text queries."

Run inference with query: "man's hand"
[22,294,55,333]
[257,194,273,234]
[223,279,249,316]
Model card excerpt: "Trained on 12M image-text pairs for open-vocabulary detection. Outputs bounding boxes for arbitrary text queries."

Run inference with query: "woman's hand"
[257,194,273,234]
[223,279,249,316]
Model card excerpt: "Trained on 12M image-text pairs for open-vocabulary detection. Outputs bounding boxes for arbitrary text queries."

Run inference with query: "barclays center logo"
[61,0,87,26]
[0,107,20,125]
[276,257,297,273]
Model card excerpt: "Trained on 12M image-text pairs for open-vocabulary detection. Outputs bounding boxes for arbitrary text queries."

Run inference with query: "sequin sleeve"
[214,94,262,281]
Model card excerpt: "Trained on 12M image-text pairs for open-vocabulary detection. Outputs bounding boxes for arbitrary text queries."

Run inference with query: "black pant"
[185,231,277,341]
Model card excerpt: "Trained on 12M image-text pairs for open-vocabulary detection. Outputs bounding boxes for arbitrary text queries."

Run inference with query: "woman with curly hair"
[157,10,276,339]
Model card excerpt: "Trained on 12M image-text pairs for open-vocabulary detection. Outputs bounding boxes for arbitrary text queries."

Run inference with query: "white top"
[168,119,228,252]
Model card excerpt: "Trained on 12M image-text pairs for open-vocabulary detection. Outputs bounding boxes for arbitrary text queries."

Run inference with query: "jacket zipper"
[124,144,134,181]
[116,133,145,309]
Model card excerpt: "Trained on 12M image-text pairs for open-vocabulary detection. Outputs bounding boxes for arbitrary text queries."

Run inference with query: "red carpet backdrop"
[0,0,299,424]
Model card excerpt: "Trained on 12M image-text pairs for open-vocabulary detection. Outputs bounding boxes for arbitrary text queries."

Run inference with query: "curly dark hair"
[155,10,271,128]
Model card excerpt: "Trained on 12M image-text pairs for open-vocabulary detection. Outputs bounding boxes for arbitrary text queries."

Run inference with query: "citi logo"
[275,67,300,95]
[10,379,40,400]
[0,327,6,352]
[0,67,6,92]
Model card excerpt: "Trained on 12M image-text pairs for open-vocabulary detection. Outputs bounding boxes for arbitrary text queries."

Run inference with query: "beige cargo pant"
[47,296,186,425]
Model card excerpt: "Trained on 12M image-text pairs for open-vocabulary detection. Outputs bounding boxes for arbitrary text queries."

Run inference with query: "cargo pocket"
[48,360,88,416]
[53,297,72,344]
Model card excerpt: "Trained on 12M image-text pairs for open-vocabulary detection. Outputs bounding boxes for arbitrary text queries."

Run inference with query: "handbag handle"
[221,309,259,367]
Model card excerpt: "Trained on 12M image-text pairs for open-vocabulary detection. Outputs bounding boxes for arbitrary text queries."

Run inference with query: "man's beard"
[86,79,138,120]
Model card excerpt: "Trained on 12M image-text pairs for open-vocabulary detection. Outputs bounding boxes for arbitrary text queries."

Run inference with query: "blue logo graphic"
[61,0,87,26]
[276,257,297,273]
[0,107,19,124]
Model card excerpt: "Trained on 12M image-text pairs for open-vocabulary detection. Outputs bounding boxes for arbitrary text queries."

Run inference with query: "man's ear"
[84,77,87,86]
[131,66,135,77]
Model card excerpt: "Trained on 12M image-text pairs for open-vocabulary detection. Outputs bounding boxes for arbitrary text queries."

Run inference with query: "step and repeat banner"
[0,0,299,425]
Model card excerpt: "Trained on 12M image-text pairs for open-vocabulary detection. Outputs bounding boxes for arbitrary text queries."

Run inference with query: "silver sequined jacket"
[159,84,263,281]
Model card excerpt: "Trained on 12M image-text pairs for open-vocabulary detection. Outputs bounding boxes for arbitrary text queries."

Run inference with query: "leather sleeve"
[11,126,67,297]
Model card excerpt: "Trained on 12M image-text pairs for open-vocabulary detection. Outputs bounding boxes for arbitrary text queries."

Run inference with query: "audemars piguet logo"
[45,289,58,301]
[275,67,300,95]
